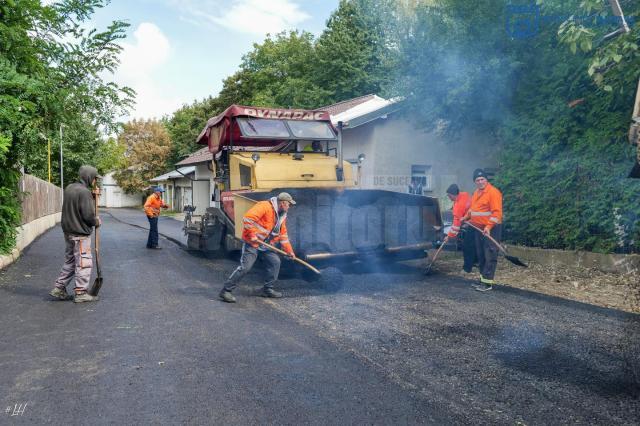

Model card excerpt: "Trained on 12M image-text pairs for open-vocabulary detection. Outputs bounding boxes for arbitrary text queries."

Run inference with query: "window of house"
[411,165,432,191]
[239,164,252,187]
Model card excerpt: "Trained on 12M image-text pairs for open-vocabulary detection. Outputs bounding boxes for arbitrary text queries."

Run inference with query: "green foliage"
[395,0,520,134]
[314,0,397,104]
[160,1,395,172]
[213,0,394,110]
[395,0,640,252]
[0,167,21,254]
[0,0,133,253]
[94,137,126,175]
[164,96,225,167]
[557,0,640,93]
[238,31,329,108]
[494,2,640,253]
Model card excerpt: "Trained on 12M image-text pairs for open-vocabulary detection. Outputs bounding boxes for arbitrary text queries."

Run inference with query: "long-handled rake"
[424,235,449,275]
[257,240,321,274]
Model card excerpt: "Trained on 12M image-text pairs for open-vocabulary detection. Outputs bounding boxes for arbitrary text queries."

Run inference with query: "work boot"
[148,246,162,250]
[50,287,73,301]
[219,290,236,303]
[261,288,283,298]
[74,292,99,303]
[473,282,493,292]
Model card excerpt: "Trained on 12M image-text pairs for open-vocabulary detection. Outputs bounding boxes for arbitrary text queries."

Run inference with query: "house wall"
[99,172,143,208]
[342,114,498,208]
[155,176,193,211]
[193,164,212,215]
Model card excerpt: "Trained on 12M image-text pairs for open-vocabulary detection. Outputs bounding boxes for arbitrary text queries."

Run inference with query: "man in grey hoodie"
[49,165,102,303]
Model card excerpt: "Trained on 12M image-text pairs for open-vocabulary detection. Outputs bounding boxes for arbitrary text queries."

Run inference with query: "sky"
[86,0,340,120]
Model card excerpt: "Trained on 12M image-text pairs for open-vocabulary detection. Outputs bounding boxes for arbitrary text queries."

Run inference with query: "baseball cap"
[277,192,296,205]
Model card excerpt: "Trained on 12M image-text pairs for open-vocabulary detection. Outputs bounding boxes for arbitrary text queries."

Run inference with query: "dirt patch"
[431,251,640,314]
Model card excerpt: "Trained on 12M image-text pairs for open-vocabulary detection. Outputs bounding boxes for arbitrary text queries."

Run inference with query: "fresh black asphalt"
[0,214,449,424]
[0,210,638,424]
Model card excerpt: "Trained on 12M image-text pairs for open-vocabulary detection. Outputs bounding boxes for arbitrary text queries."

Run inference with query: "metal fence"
[20,174,62,225]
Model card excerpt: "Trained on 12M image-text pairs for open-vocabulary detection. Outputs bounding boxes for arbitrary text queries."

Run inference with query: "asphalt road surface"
[0,212,638,425]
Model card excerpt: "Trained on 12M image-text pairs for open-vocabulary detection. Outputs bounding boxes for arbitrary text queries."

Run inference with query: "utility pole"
[48,137,51,183]
[59,124,64,190]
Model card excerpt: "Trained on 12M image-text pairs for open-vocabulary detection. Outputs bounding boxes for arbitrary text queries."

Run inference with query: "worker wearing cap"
[462,169,503,292]
[49,165,102,303]
[445,183,475,273]
[144,186,169,249]
[219,192,297,303]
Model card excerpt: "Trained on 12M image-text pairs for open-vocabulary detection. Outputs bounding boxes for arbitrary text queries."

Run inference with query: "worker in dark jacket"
[49,165,102,303]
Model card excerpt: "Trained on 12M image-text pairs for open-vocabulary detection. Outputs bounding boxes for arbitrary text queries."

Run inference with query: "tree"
[114,119,172,193]
[394,0,519,134]
[314,0,397,105]
[557,0,640,94]
[0,0,133,253]
[165,96,222,167]
[94,137,126,175]
[225,31,329,109]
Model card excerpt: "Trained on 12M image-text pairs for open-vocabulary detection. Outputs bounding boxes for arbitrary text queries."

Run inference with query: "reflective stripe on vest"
[470,211,492,217]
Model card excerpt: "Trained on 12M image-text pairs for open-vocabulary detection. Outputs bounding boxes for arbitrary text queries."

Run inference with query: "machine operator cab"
[196,105,356,194]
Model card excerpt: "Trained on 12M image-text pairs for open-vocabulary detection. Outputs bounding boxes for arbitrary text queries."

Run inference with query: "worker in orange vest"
[445,184,475,273]
[219,192,297,303]
[462,169,503,292]
[144,187,169,249]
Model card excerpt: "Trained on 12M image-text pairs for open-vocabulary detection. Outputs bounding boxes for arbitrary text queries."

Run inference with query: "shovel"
[465,222,528,267]
[424,235,449,275]
[88,193,103,296]
[257,240,321,274]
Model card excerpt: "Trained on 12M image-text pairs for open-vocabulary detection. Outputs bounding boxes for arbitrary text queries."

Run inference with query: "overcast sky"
[86,0,339,120]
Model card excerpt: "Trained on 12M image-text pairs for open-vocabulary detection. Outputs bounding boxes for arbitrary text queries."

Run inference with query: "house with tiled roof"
[149,147,215,215]
[317,94,497,202]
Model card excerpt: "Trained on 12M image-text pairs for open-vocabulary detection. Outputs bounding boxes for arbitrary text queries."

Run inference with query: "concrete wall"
[2,174,63,269]
[342,114,497,208]
[20,174,62,224]
[1,212,63,269]
[192,180,210,215]
[509,245,640,275]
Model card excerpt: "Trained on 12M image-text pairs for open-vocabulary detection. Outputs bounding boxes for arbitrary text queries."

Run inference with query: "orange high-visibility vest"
[448,192,471,238]
[144,193,167,218]
[468,183,502,230]
[241,198,294,255]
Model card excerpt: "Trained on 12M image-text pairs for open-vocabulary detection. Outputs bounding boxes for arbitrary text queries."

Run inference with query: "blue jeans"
[147,216,159,248]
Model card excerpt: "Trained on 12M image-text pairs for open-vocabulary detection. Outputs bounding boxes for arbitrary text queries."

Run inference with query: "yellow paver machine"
[183,105,443,285]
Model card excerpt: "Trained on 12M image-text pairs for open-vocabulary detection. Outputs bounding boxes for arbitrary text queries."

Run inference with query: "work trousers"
[223,243,281,292]
[473,224,502,281]
[460,226,477,273]
[147,216,159,248]
[54,233,93,293]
